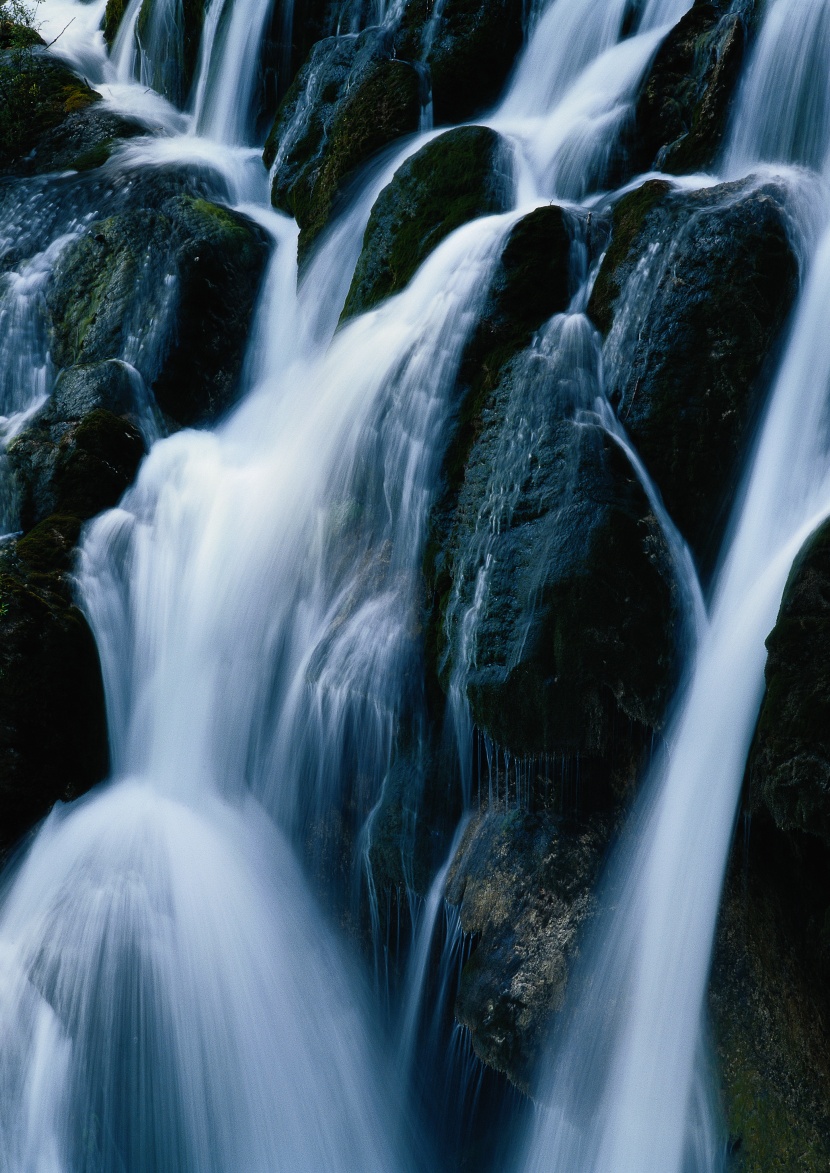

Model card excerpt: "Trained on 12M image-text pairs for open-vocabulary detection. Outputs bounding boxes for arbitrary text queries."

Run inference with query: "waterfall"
[2,0,824,1167]
[518,4,830,1171]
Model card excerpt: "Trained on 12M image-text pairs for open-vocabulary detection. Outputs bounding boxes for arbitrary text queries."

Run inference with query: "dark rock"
[268,37,421,261]
[0,51,101,174]
[445,808,609,1093]
[630,0,748,175]
[20,104,147,175]
[8,361,147,530]
[589,177,799,573]
[750,520,830,845]
[342,125,512,320]
[710,819,830,1171]
[135,0,206,105]
[47,193,270,426]
[0,516,108,856]
[395,0,525,125]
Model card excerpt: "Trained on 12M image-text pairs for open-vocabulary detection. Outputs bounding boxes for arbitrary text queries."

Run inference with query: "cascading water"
[2,0,824,1166]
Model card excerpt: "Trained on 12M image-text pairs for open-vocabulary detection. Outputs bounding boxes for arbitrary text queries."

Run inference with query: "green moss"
[587,179,672,334]
[342,126,511,320]
[70,137,115,171]
[102,0,127,45]
[17,514,83,574]
[0,54,100,167]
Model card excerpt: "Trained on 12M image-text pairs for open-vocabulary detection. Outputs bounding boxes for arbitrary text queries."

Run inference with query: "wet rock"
[0,515,109,856]
[749,520,830,845]
[0,50,101,174]
[103,0,128,46]
[589,177,799,573]
[711,822,830,1171]
[8,361,147,530]
[630,0,749,175]
[267,34,421,260]
[135,0,206,105]
[47,192,271,426]
[445,808,609,1093]
[395,0,525,125]
[342,125,512,320]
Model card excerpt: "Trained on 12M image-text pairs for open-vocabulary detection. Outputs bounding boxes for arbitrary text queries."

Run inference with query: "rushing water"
[1,0,828,1167]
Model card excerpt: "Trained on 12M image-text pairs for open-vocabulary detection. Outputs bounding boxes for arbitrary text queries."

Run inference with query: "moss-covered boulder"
[8,361,147,530]
[445,808,609,1093]
[342,125,512,320]
[268,37,421,261]
[749,521,830,844]
[47,192,270,426]
[589,177,799,573]
[630,0,749,175]
[0,515,108,856]
[0,50,102,173]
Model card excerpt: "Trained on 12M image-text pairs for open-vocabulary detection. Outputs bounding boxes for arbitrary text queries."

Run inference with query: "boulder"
[589,177,799,573]
[267,34,421,260]
[0,50,102,174]
[342,125,513,320]
[8,361,147,530]
[134,0,206,106]
[0,515,108,857]
[630,0,749,175]
[445,808,609,1093]
[47,191,270,426]
[749,520,830,845]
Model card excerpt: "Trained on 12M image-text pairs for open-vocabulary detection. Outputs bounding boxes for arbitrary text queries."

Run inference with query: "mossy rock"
[135,0,206,104]
[102,0,128,46]
[590,177,799,573]
[446,808,610,1093]
[0,523,108,856]
[749,520,830,845]
[8,362,147,529]
[294,57,421,260]
[47,193,270,426]
[630,0,748,176]
[0,52,101,172]
[342,125,512,320]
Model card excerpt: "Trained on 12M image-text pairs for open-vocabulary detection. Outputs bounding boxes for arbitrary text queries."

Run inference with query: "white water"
[0,0,814,1167]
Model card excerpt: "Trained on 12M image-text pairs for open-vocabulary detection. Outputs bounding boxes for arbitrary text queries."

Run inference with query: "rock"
[8,361,147,530]
[103,0,128,46]
[589,177,799,573]
[630,0,749,175]
[445,808,609,1093]
[710,821,830,1171]
[0,515,108,856]
[395,0,525,125]
[342,125,512,320]
[135,0,206,105]
[749,520,830,845]
[0,50,101,174]
[47,191,271,426]
[268,39,421,261]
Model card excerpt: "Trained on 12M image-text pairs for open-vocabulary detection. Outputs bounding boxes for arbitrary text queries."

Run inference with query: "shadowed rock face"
[342,125,513,320]
[750,520,830,846]
[590,177,799,576]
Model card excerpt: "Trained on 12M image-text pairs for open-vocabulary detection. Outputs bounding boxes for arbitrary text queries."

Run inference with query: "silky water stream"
[1,0,827,1168]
